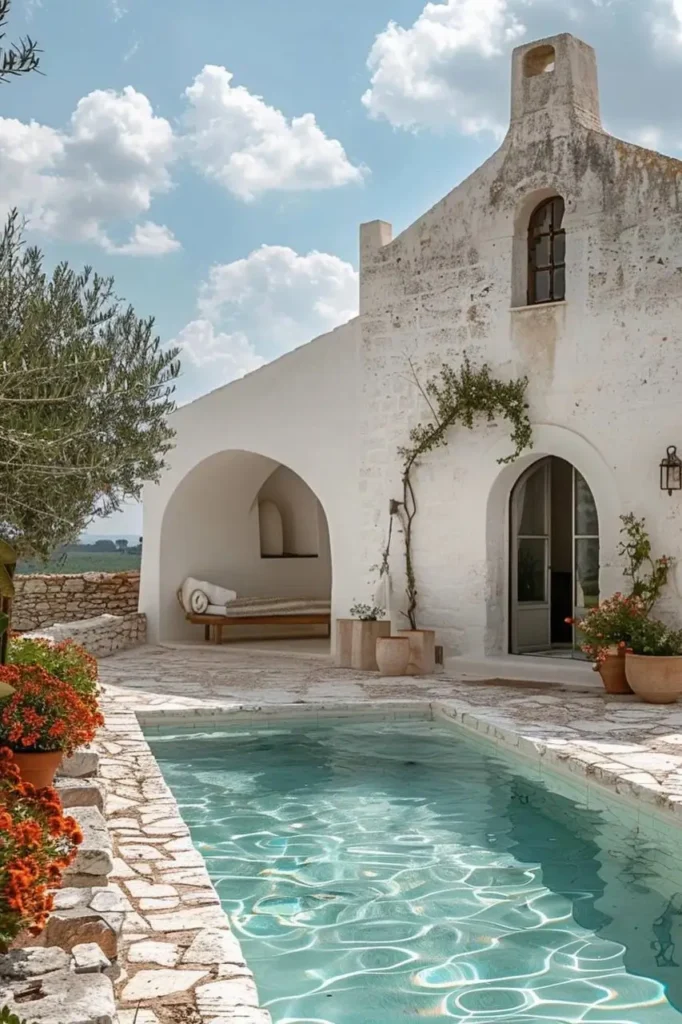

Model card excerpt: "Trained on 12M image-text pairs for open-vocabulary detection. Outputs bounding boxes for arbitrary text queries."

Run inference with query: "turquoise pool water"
[147,717,682,1023]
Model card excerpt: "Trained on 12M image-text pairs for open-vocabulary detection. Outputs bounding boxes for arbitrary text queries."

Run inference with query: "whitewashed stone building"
[140,33,682,676]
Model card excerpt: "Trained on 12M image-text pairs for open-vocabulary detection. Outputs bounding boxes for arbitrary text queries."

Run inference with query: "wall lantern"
[660,446,682,496]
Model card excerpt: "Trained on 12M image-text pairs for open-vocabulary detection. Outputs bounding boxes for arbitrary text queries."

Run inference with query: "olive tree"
[0,210,181,560]
[0,0,40,84]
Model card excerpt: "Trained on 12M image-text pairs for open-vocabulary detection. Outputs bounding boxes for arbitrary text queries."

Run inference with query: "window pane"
[518,465,547,536]
[552,266,565,300]
[534,270,551,302]
[575,471,599,535]
[534,234,550,267]
[575,537,600,610]
[552,197,565,229]
[518,538,547,602]
[533,202,552,232]
[553,231,566,265]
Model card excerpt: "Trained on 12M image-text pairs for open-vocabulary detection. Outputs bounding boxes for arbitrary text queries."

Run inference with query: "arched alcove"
[158,449,332,642]
[258,500,284,557]
[257,465,321,558]
[523,44,556,78]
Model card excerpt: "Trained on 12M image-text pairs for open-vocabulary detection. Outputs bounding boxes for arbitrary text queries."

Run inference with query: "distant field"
[16,551,141,575]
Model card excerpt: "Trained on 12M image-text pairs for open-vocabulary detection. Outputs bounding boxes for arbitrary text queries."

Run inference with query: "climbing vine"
[381,357,532,629]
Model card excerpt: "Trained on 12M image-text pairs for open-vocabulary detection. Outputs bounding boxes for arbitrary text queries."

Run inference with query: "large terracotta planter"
[397,629,436,676]
[625,653,682,704]
[12,750,63,789]
[376,637,411,677]
[595,649,633,695]
[335,619,391,671]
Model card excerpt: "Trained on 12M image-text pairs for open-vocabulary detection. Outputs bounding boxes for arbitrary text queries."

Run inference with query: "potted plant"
[625,618,682,704]
[571,593,647,693]
[335,602,390,672]
[0,749,82,952]
[0,665,103,788]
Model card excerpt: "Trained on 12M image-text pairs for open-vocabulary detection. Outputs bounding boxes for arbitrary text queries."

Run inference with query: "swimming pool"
[147,716,682,1023]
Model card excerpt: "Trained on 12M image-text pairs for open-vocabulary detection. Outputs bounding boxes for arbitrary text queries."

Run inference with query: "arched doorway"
[510,456,599,656]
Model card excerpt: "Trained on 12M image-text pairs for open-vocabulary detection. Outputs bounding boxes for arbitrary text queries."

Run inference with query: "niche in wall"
[257,465,321,559]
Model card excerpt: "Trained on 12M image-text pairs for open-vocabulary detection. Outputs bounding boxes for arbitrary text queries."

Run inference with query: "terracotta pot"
[596,649,633,695]
[12,750,63,789]
[397,629,436,675]
[375,637,411,677]
[625,653,682,705]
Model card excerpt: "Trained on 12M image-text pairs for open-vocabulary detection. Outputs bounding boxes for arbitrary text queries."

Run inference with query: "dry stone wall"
[13,571,140,632]
[26,612,147,659]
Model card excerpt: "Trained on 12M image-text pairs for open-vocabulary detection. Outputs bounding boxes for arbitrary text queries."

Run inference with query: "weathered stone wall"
[26,612,147,658]
[13,571,140,631]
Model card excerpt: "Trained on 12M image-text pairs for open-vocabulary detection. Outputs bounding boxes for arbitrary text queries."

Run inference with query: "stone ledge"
[55,777,105,811]
[58,750,100,779]
[0,967,116,1024]
[64,807,114,884]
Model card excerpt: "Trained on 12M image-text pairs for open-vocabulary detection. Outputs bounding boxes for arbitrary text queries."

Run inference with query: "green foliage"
[16,551,141,575]
[0,1007,36,1024]
[349,602,385,622]
[0,211,180,560]
[628,617,682,657]
[0,0,40,85]
[391,357,532,629]
[8,636,98,700]
[618,513,672,613]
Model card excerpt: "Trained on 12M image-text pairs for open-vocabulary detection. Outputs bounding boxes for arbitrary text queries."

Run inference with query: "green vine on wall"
[382,356,533,630]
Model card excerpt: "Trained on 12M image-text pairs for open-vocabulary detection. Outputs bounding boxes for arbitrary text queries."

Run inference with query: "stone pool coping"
[97,657,682,1022]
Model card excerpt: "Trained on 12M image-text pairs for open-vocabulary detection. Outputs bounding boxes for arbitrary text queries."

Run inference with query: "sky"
[4,0,682,537]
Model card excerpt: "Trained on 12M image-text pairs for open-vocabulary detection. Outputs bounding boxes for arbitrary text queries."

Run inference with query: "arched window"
[528,196,565,305]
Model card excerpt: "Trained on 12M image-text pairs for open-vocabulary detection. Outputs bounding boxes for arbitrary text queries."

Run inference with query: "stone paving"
[94,641,682,1021]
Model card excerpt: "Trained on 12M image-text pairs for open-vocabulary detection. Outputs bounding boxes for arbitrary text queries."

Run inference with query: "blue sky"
[4,0,682,536]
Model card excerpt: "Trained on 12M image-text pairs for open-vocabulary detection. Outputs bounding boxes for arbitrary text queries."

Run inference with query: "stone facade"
[142,31,682,673]
[26,612,147,659]
[13,571,140,632]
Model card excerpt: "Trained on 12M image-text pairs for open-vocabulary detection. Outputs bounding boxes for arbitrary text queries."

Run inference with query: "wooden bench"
[186,611,332,644]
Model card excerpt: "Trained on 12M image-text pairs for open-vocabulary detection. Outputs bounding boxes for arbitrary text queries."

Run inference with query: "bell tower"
[510,33,602,135]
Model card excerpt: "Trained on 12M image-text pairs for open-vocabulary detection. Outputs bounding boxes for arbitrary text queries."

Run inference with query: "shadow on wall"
[159,449,332,642]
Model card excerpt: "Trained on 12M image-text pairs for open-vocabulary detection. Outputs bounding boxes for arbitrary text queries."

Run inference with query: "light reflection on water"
[148,719,682,1023]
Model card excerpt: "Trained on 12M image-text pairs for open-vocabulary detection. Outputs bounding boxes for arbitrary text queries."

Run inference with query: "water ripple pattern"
[148,719,682,1023]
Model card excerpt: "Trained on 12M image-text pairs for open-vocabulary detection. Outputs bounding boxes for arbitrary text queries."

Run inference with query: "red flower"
[0,664,103,756]
[0,749,82,948]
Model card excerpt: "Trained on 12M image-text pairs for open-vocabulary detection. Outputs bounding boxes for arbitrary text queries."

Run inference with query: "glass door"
[511,459,551,653]
[572,469,600,658]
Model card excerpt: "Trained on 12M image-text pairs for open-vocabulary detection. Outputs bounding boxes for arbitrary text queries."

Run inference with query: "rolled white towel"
[190,589,209,614]
[181,577,236,614]
[202,580,237,606]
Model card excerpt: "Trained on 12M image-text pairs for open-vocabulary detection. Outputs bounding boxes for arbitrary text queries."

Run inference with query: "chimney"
[510,33,602,135]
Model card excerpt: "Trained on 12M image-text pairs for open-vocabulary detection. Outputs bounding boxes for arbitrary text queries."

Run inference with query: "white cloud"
[0,86,176,251]
[176,244,358,395]
[183,65,366,200]
[176,320,265,377]
[104,221,181,256]
[362,0,682,152]
[652,0,682,48]
[362,0,526,135]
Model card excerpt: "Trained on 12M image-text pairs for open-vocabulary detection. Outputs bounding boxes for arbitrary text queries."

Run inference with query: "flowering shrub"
[0,665,103,755]
[0,749,82,950]
[619,513,673,613]
[349,602,385,622]
[628,617,682,657]
[570,593,648,664]
[8,637,98,702]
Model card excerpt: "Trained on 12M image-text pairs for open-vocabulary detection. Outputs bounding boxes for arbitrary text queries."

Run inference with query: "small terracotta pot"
[375,637,411,677]
[12,750,63,789]
[625,653,682,705]
[595,649,633,695]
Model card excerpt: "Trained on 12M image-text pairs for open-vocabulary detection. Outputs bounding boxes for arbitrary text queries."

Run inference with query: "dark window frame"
[527,196,566,305]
